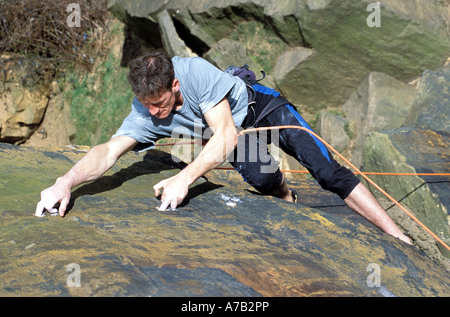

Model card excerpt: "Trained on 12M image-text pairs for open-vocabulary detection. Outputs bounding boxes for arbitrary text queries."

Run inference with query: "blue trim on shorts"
[284,104,331,163]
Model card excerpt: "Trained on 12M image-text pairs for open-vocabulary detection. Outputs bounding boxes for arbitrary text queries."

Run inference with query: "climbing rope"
[239,126,450,252]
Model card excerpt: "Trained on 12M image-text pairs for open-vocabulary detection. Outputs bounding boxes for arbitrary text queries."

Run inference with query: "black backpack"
[224,64,290,128]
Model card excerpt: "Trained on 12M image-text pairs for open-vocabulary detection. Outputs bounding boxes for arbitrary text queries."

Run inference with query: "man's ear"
[172,78,180,92]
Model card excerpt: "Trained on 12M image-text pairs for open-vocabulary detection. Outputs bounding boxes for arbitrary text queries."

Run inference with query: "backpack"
[224,64,266,85]
[224,64,290,128]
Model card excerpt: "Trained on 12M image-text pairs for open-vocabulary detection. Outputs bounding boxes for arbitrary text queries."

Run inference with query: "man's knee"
[249,170,284,195]
[314,166,360,199]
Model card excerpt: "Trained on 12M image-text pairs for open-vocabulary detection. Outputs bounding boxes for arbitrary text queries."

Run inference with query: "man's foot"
[291,189,299,204]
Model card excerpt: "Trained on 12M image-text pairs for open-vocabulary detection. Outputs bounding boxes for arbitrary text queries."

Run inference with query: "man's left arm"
[153,97,238,210]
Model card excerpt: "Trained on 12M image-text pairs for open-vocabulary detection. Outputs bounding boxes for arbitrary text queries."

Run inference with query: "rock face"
[343,71,416,168]
[108,0,450,111]
[0,56,49,144]
[316,110,350,153]
[1,143,450,296]
[0,55,75,147]
[290,0,449,110]
[362,128,450,264]
[403,64,450,134]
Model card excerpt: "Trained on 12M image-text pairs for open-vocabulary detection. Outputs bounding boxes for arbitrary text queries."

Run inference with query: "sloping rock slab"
[0,143,449,296]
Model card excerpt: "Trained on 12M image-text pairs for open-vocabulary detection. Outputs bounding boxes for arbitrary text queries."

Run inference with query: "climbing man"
[35,50,411,245]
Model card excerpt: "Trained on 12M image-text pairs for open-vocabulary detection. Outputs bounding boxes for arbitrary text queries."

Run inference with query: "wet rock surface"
[1,144,449,296]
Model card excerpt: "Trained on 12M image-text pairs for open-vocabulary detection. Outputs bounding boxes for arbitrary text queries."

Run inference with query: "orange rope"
[239,125,450,252]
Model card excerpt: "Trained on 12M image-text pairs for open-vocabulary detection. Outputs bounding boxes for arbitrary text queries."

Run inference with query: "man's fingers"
[35,201,45,217]
[35,193,69,217]
[157,197,178,211]
[58,196,69,217]
[49,208,59,216]
[153,181,164,197]
[157,199,170,211]
[154,176,182,211]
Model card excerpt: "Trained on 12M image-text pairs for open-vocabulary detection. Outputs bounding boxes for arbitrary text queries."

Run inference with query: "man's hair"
[127,50,175,98]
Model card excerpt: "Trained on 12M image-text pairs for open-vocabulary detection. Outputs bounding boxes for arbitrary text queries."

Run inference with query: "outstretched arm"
[154,97,238,210]
[35,136,138,217]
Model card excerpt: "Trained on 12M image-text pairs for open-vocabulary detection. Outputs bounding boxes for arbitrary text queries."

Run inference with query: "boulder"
[290,0,450,110]
[403,64,450,134]
[343,71,416,168]
[158,10,197,58]
[0,56,50,144]
[316,110,350,153]
[204,38,253,71]
[361,128,450,264]
[22,81,76,148]
[1,143,449,296]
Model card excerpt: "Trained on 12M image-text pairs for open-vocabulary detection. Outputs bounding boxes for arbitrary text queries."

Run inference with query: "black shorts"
[229,85,360,200]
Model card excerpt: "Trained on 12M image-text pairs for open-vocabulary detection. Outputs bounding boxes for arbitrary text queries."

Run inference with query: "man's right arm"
[35,136,138,217]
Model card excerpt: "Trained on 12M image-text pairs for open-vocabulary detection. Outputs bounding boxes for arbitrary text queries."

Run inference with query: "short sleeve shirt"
[112,56,248,152]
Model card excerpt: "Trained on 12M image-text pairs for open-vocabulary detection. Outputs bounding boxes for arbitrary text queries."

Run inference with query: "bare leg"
[344,183,411,244]
[276,180,411,244]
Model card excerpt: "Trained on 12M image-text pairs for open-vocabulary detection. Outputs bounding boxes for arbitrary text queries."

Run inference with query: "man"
[35,50,411,245]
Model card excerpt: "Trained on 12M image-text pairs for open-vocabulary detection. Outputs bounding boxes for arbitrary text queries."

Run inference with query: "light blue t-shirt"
[112,56,248,152]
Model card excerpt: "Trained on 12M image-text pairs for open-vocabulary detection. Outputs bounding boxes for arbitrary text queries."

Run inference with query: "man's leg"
[344,183,411,244]
[229,133,288,198]
[260,105,411,244]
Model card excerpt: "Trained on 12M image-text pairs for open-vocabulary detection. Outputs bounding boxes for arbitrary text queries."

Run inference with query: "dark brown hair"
[127,50,175,98]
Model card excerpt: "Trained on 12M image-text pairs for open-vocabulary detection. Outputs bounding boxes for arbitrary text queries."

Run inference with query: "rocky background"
[0,0,449,296]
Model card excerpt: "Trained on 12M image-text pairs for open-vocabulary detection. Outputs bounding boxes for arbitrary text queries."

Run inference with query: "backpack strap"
[244,96,290,128]
[225,64,288,128]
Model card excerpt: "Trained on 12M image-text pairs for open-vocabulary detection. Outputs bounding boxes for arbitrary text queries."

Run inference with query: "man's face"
[139,89,176,119]
[138,79,181,119]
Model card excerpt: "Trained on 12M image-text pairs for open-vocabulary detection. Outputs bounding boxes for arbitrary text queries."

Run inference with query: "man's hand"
[153,174,189,211]
[35,178,72,217]
[152,97,237,211]
[34,136,138,218]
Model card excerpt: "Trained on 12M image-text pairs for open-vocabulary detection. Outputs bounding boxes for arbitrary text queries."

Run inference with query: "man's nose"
[149,106,160,116]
